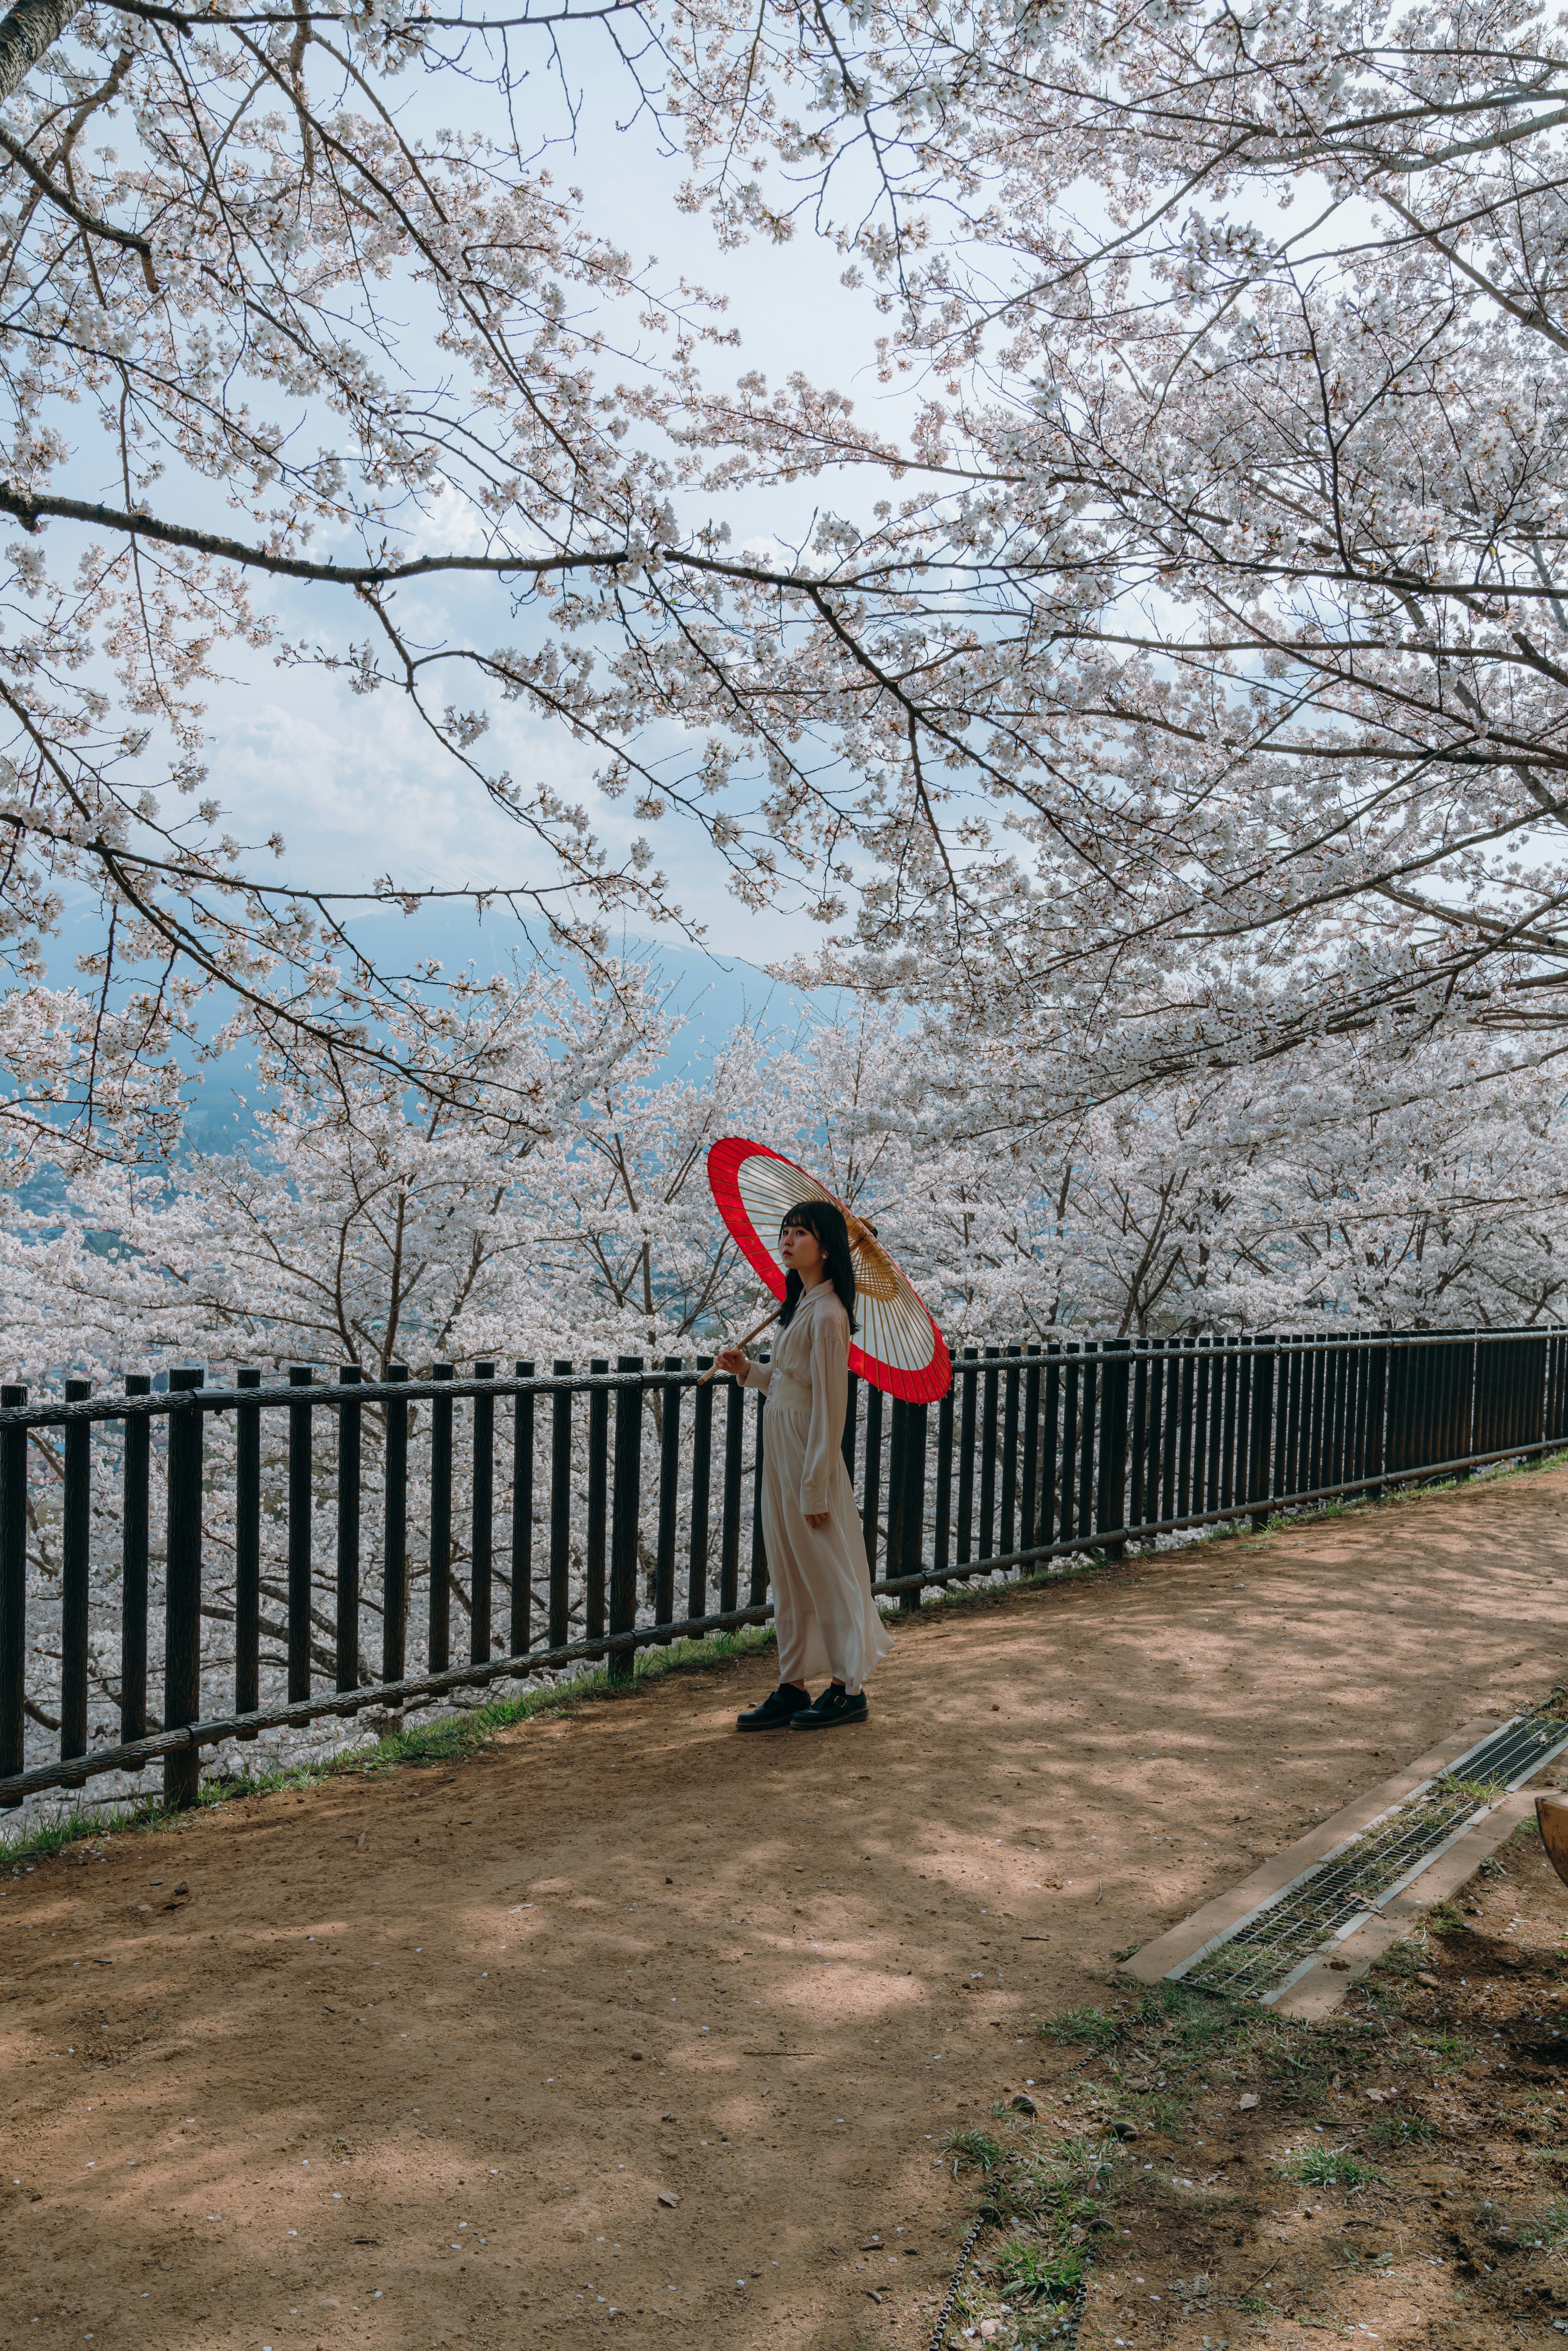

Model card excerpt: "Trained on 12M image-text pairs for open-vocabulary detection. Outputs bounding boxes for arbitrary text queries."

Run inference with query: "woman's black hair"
[777,1200,858,1331]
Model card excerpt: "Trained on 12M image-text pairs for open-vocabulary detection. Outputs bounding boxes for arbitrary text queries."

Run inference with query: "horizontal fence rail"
[2,1325,1566,1810]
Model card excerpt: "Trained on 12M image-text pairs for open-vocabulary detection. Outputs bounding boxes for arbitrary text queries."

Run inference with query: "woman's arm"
[801,1303,849,1513]
[716,1345,772,1393]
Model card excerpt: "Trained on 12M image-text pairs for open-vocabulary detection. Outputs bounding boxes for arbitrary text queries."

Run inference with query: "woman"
[715,1201,891,1730]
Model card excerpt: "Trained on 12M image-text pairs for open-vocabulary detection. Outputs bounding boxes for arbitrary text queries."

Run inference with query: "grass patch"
[1367,2114,1433,2149]
[990,2237,1087,2306]
[1506,2199,1568,2251]
[1408,2028,1474,2068]
[945,2116,1120,2347]
[1038,1983,1251,2077]
[943,2127,1004,2175]
[1136,1980,1243,2055]
[1040,2004,1124,2051]
[1276,2144,1382,2189]
[1428,1902,1468,1938]
[1372,1939,1430,1979]
[1446,1773,1506,1806]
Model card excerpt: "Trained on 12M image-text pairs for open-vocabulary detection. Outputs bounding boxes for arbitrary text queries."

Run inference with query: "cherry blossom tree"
[6,0,1568,1145]
[645,0,1568,1098]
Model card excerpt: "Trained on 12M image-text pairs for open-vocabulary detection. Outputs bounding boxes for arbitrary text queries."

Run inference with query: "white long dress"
[740,1283,892,1695]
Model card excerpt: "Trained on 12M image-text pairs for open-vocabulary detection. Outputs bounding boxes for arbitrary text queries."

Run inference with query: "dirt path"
[6,1465,1568,2351]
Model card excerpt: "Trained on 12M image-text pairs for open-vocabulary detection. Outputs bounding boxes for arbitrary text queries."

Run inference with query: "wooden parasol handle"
[697,1305,782,1384]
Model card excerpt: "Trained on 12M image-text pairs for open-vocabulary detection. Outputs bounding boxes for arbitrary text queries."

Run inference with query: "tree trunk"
[0,0,80,100]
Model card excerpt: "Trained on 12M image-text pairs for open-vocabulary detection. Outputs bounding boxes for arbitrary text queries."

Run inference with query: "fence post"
[164,1368,205,1809]
[121,1374,151,1758]
[234,1367,261,1721]
[1367,1334,1389,1499]
[1157,1340,1176,1524]
[1349,1334,1371,1492]
[885,1396,907,1587]
[956,1346,978,1570]
[1096,1339,1131,1556]
[933,1377,955,1579]
[978,1345,1000,1563]
[1219,1336,1240,1513]
[656,1357,682,1640]
[548,1359,572,1652]
[1000,1344,1021,1559]
[1078,1343,1100,1541]
[510,1361,534,1658]
[749,1374,768,1607]
[1059,1343,1080,1541]
[60,1378,91,1767]
[1248,1338,1274,1530]
[689,1359,713,1621]
[1205,1334,1223,1506]
[0,1385,25,1795]
[1274,1335,1296,1500]
[610,1356,644,1686]
[1528,1329,1547,1454]
[862,1378,884,1573]
[1129,1342,1149,1538]
[900,1399,927,1609]
[1021,1343,1041,1554]
[586,1358,608,1642]
[1456,1331,1478,1475]
[1041,1342,1062,1544]
[383,1364,409,1682]
[429,1363,454,1673]
[1334,1335,1355,1489]
[337,1364,364,1690]
[720,1375,743,1613]
[287,1365,314,1702]
[470,1363,494,1664]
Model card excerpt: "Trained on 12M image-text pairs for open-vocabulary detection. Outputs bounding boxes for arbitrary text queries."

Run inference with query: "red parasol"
[705,1136,952,1402]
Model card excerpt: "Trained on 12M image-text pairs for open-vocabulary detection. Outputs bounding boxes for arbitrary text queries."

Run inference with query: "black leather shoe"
[789,1687,868,1731]
[737,1685,811,1732]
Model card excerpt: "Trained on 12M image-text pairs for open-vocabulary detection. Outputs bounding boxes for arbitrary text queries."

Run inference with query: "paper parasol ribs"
[705,1135,952,1402]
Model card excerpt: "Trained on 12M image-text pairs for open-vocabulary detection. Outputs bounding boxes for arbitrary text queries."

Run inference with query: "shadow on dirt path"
[6,1462,1568,2350]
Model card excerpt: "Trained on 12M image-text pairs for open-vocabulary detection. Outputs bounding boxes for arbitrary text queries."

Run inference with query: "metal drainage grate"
[1170,1691,1568,2004]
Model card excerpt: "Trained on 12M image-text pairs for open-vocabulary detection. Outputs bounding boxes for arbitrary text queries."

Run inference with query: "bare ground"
[7,1461,1568,2351]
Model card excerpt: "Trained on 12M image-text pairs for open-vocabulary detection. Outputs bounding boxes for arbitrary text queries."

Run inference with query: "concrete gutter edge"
[1118,1713,1506,1989]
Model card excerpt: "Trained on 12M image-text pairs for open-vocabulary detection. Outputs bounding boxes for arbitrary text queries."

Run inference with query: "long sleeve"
[801,1297,850,1513]
[740,1357,773,1394]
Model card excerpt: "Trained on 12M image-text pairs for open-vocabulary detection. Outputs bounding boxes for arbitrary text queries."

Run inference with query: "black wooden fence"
[3,1324,1566,1811]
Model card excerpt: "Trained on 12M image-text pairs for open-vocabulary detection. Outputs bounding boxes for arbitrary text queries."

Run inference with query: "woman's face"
[780,1217,826,1279]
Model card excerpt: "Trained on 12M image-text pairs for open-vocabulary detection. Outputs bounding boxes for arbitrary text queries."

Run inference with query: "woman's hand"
[804,1508,831,1530]
[715,1346,748,1380]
